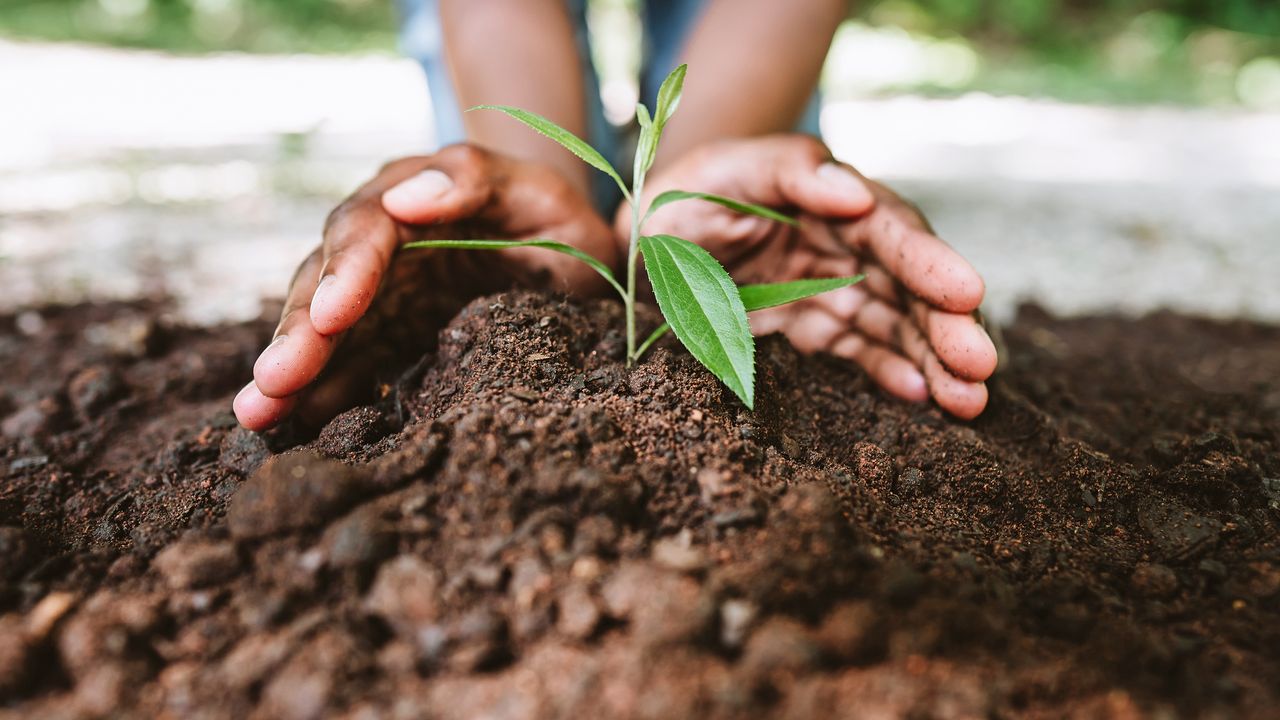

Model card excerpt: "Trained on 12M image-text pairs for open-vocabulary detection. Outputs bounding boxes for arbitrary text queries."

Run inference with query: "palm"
[626,137,997,419]
[235,147,616,430]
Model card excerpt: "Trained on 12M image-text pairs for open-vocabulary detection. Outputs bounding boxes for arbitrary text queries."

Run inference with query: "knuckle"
[323,198,359,235]
[785,133,830,160]
[440,142,490,168]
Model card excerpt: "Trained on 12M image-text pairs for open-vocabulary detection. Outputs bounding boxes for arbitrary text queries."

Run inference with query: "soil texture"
[1,291,1278,719]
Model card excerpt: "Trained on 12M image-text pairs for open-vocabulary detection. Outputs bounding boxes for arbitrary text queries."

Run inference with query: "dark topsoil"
[1,290,1278,719]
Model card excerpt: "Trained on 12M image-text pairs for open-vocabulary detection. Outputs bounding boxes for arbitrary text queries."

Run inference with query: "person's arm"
[655,0,847,169]
[439,0,591,198]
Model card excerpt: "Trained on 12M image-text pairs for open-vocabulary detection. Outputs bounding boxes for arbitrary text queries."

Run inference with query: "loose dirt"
[2,291,1277,718]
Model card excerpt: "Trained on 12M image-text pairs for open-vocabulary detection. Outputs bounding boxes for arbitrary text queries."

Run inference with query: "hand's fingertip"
[967,327,1000,381]
[930,313,1000,382]
[933,263,986,313]
[815,162,875,215]
[253,331,332,398]
[934,378,988,420]
[311,273,377,337]
[308,275,346,335]
[233,381,297,431]
[381,169,455,223]
[900,367,929,402]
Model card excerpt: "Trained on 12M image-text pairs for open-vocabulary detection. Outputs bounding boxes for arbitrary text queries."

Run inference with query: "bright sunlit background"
[2,0,1279,324]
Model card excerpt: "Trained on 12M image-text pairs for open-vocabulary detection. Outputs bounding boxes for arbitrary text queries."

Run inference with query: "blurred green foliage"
[0,0,397,54]
[1,0,1278,105]
[860,0,1280,44]
[855,0,1280,104]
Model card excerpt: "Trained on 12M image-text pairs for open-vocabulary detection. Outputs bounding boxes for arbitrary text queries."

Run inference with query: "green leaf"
[635,102,653,129]
[402,238,624,299]
[643,190,798,228]
[472,105,630,200]
[639,234,754,409]
[738,275,865,311]
[654,64,687,127]
[635,321,670,358]
[631,275,865,358]
[634,103,658,184]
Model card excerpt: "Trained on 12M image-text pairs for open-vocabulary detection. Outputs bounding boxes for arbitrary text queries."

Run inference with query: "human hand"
[234,144,618,431]
[622,135,996,419]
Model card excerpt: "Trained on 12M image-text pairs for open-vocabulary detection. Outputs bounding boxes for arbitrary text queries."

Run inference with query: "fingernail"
[311,274,337,310]
[905,369,928,400]
[256,334,291,370]
[383,169,454,208]
[817,162,873,204]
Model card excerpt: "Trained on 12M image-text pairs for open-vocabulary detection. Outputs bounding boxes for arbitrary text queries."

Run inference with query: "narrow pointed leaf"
[635,321,670,358]
[631,275,866,358]
[472,105,630,200]
[403,239,624,298]
[654,64,687,127]
[738,275,865,311]
[636,102,653,129]
[634,103,658,182]
[639,234,754,408]
[643,190,798,227]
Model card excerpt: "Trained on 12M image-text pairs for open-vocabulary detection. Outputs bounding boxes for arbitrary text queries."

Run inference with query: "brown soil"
[2,291,1278,719]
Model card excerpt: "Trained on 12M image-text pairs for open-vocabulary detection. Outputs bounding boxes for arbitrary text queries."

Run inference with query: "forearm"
[656,0,846,169]
[439,0,591,197]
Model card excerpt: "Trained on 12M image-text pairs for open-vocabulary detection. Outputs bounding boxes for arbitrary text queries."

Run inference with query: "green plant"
[406,65,863,409]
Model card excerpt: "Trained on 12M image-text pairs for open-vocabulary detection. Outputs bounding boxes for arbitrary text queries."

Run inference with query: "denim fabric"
[396,0,821,214]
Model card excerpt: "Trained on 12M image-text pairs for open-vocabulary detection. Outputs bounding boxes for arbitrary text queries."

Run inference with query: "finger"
[838,197,984,313]
[899,320,988,419]
[907,297,999,382]
[254,250,337,398]
[233,381,297,432]
[312,146,497,337]
[856,262,902,307]
[830,334,928,402]
[380,145,496,225]
[783,306,846,354]
[738,137,875,218]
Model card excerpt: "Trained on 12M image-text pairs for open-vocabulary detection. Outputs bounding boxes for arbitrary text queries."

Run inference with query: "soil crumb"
[2,292,1278,718]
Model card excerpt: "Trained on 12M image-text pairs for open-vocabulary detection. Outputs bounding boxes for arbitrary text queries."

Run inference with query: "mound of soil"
[2,291,1278,718]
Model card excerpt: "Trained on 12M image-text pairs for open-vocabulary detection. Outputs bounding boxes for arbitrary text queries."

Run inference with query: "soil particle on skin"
[1,292,1278,718]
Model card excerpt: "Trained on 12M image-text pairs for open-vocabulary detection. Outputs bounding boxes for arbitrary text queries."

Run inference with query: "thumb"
[381,169,457,223]
[379,145,500,225]
[781,159,876,219]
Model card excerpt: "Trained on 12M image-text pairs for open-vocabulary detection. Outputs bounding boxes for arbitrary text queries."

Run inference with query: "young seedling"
[405,65,863,410]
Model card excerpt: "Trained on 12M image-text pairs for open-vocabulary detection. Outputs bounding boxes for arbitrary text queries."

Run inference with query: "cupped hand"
[623,135,997,419]
[234,144,618,431]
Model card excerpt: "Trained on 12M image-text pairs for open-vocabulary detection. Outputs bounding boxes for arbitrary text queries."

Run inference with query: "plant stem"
[624,174,645,366]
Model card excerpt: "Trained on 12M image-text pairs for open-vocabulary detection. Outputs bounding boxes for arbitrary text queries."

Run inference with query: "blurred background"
[2,0,1278,325]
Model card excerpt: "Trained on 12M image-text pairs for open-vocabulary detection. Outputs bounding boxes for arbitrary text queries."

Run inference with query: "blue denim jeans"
[396,0,821,213]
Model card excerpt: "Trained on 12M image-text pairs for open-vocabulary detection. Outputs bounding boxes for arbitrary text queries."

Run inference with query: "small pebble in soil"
[85,316,160,358]
[364,555,443,639]
[719,599,758,649]
[218,427,271,476]
[227,451,369,539]
[322,506,395,570]
[2,397,62,439]
[652,530,707,573]
[1131,563,1180,599]
[738,617,821,692]
[67,365,125,418]
[817,600,886,664]
[556,582,600,640]
[153,539,239,590]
